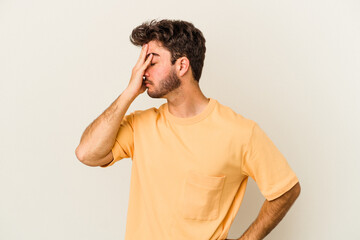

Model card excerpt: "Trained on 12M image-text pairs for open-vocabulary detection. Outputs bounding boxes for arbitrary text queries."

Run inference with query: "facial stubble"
[147,68,181,98]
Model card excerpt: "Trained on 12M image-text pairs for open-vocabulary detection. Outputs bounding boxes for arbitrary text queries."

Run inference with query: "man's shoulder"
[214,99,255,128]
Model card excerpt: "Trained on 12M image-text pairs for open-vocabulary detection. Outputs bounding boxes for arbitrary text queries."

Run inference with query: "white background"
[1,0,359,239]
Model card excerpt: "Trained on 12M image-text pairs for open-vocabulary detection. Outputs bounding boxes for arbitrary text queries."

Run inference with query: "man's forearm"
[75,44,154,166]
[237,182,301,240]
[75,89,136,163]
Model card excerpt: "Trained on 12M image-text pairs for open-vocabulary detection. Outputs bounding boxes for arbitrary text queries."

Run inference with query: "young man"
[75,19,300,240]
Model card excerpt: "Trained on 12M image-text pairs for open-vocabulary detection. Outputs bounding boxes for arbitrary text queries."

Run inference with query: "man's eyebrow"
[146,52,160,59]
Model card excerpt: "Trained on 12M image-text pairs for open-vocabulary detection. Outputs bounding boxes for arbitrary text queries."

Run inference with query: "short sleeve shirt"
[101,98,299,240]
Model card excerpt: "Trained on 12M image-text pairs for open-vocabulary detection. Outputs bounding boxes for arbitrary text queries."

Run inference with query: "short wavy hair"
[130,19,206,82]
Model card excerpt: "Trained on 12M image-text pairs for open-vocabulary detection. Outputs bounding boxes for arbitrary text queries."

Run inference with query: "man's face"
[144,40,181,98]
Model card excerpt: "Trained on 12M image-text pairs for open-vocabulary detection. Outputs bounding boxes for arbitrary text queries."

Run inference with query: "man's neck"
[166,87,209,118]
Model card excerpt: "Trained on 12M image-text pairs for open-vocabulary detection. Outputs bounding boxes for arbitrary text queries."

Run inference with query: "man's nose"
[144,69,150,78]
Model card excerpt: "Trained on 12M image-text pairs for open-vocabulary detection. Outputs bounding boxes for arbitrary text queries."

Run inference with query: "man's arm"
[75,91,136,166]
[227,182,301,240]
[75,44,153,167]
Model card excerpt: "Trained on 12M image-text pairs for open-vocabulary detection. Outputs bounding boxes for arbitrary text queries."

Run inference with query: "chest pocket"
[180,171,226,221]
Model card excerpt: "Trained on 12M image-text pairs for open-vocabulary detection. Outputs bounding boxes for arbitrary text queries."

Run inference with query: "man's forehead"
[148,40,164,49]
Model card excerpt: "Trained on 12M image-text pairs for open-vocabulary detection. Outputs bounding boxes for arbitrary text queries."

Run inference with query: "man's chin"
[147,90,165,99]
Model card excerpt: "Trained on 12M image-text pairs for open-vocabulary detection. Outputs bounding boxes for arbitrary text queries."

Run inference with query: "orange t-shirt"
[101,97,299,240]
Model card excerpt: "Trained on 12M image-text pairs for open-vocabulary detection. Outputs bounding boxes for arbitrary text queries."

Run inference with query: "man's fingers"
[135,44,148,67]
[142,53,153,69]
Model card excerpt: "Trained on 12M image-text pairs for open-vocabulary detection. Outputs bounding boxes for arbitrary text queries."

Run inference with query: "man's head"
[130,19,206,83]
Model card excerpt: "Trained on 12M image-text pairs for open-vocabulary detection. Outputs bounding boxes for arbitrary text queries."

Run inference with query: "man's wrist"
[122,88,138,101]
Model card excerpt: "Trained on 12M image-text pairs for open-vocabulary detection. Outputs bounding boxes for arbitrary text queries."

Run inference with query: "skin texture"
[144,66,181,98]
[226,182,301,240]
[142,41,182,98]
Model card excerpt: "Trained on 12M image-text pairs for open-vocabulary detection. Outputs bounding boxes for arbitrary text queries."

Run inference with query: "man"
[75,19,300,240]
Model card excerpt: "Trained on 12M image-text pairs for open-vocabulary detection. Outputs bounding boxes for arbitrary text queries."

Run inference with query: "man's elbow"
[75,145,97,167]
[75,146,113,167]
[75,145,84,161]
[291,182,301,201]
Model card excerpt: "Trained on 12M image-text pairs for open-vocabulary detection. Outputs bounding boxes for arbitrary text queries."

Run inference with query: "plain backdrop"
[1,0,359,239]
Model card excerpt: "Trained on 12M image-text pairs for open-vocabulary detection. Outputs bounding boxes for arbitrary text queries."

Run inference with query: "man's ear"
[177,57,190,77]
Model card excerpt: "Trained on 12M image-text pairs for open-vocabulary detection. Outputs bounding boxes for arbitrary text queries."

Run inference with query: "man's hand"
[75,44,154,166]
[126,43,154,97]
[229,182,301,240]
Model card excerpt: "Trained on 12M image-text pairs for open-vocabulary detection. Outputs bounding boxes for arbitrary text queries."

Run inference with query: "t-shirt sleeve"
[241,122,299,200]
[100,112,135,168]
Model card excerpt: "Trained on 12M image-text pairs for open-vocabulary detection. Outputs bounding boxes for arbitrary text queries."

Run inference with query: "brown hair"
[130,19,206,82]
